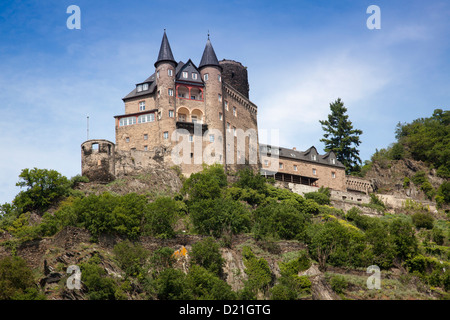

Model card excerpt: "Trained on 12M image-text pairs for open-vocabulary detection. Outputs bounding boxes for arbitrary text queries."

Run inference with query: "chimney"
[293,147,296,151]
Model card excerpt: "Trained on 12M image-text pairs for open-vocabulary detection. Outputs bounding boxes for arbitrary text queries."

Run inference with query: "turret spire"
[199,35,220,69]
[155,30,176,67]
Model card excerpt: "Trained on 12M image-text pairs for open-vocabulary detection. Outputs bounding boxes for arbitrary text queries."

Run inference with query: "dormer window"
[311,154,317,161]
[143,83,149,91]
[192,73,198,80]
[331,158,336,164]
[137,84,143,92]
[182,71,188,79]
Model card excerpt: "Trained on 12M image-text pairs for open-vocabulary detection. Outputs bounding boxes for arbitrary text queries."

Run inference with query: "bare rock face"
[299,264,340,300]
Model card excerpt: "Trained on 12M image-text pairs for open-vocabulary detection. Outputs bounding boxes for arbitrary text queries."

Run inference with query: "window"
[294,165,298,171]
[189,135,193,142]
[144,134,148,140]
[209,134,214,142]
[225,101,228,111]
[119,116,136,126]
[182,71,188,78]
[313,169,317,175]
[125,137,130,143]
[218,75,222,82]
[219,112,223,121]
[204,73,209,81]
[311,154,317,161]
[233,126,236,136]
[233,107,237,117]
[139,101,145,111]
[192,73,198,80]
[264,159,269,166]
[179,114,186,122]
[137,113,155,124]
[191,115,198,123]
[157,71,160,78]
[332,172,336,179]
[168,69,173,76]
[143,83,149,91]
[218,94,222,102]
[137,84,143,92]
[169,110,174,118]
[144,145,148,151]
[279,163,283,169]
[163,131,169,139]
[331,158,336,164]
[168,88,174,96]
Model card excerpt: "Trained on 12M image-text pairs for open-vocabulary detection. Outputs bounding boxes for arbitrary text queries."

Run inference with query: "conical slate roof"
[155,30,176,67]
[199,38,220,69]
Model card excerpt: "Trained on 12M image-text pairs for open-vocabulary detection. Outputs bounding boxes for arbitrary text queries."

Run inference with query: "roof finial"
[207,30,210,40]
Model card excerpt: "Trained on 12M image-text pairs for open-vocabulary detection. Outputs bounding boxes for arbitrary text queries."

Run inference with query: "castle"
[81,31,372,194]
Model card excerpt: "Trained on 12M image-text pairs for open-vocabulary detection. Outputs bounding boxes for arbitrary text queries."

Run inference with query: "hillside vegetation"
[0,162,449,300]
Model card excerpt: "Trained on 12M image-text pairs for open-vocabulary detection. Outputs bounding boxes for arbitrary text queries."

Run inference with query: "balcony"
[176,121,208,134]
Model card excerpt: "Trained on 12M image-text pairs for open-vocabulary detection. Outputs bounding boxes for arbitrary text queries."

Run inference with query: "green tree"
[113,240,149,278]
[186,265,236,300]
[14,168,70,213]
[0,256,45,300]
[319,98,363,174]
[181,164,227,202]
[143,197,182,239]
[190,237,225,277]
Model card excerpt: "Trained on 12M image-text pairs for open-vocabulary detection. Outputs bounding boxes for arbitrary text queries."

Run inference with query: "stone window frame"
[204,73,209,81]
[144,134,148,140]
[293,165,298,171]
[168,88,174,96]
[163,131,169,140]
[139,101,145,111]
[168,69,173,77]
[219,112,223,121]
[312,168,317,175]
[279,162,283,169]
[169,110,174,118]
[331,171,336,179]
[233,106,237,117]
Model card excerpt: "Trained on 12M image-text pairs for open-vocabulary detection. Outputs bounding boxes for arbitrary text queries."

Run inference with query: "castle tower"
[81,139,115,182]
[198,36,226,166]
[154,30,177,150]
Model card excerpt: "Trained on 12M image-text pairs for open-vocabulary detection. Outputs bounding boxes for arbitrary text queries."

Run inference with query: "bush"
[304,191,330,205]
[186,265,236,300]
[181,164,227,201]
[153,268,193,300]
[143,197,182,239]
[412,212,434,230]
[189,197,250,238]
[411,171,427,186]
[432,227,445,245]
[330,275,348,294]
[241,246,272,293]
[403,177,410,189]
[390,218,418,261]
[113,240,149,278]
[190,237,225,277]
[80,255,119,300]
[13,168,70,213]
[0,256,45,300]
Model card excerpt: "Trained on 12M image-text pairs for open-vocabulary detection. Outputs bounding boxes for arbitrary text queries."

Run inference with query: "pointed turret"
[155,30,176,67]
[199,36,220,70]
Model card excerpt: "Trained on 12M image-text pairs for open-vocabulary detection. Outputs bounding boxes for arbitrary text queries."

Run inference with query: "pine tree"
[319,98,363,174]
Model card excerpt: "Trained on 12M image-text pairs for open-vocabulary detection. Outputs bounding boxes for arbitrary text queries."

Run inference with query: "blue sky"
[0,0,449,204]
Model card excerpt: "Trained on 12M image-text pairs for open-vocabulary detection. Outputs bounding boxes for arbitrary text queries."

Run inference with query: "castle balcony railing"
[176,121,208,135]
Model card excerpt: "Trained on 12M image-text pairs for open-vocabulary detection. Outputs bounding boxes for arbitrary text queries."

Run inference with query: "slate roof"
[176,59,204,86]
[155,30,176,67]
[199,38,220,69]
[260,144,346,168]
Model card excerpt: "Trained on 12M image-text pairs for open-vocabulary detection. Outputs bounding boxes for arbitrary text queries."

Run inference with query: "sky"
[0,0,449,204]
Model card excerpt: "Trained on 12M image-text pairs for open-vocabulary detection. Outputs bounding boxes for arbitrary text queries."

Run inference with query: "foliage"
[186,265,237,300]
[403,177,411,189]
[113,240,149,278]
[241,246,273,294]
[319,98,363,174]
[389,218,419,262]
[395,109,450,176]
[411,212,435,230]
[80,254,119,300]
[181,164,227,202]
[252,200,310,241]
[234,168,268,195]
[304,187,331,205]
[13,168,70,213]
[143,197,183,239]
[330,275,348,294]
[152,268,193,300]
[189,197,251,238]
[0,256,45,300]
[40,192,148,241]
[149,247,175,277]
[190,237,225,277]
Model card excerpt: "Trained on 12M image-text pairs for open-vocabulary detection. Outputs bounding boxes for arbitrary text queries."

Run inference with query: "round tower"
[154,30,177,148]
[198,37,225,165]
[81,139,116,183]
[219,59,249,98]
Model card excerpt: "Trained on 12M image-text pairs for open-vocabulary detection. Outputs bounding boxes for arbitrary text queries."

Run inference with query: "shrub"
[304,191,330,205]
[143,197,182,239]
[181,164,227,201]
[189,197,250,238]
[330,275,348,294]
[153,268,193,300]
[190,237,224,277]
[186,265,236,300]
[0,256,45,300]
[431,227,445,245]
[80,255,119,300]
[113,240,149,278]
[241,246,272,293]
[411,171,427,186]
[389,218,418,261]
[412,212,434,230]
[403,177,410,189]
